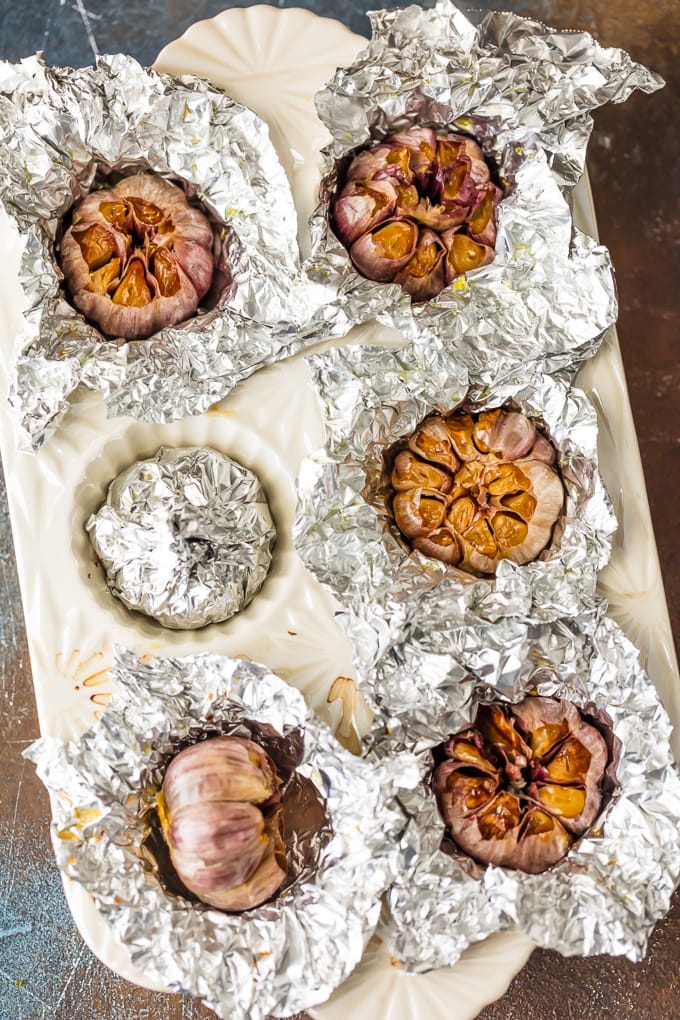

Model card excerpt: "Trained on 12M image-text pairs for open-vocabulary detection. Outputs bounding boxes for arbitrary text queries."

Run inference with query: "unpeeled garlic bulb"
[158,736,287,911]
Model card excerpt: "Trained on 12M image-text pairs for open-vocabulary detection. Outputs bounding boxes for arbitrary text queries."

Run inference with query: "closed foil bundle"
[0,54,303,450]
[306,0,662,381]
[379,614,680,967]
[86,447,275,630]
[24,650,416,1020]
[294,341,616,675]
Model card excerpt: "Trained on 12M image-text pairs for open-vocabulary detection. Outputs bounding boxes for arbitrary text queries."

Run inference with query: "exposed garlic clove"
[390,450,453,493]
[350,218,418,281]
[383,128,437,183]
[412,526,462,564]
[503,461,564,566]
[443,230,495,282]
[332,179,398,246]
[393,488,448,539]
[393,227,447,302]
[467,183,503,246]
[346,143,414,186]
[407,416,459,470]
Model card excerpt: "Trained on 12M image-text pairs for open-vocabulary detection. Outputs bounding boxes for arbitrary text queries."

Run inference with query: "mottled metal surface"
[0,1,678,1019]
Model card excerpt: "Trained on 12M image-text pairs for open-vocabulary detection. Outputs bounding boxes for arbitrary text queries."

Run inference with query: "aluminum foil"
[294,340,616,676]
[379,613,680,966]
[25,649,418,1020]
[86,446,275,630]
[0,54,304,450]
[306,0,662,382]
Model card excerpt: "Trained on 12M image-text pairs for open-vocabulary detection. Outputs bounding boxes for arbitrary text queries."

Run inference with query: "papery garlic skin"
[159,736,287,911]
[61,174,215,340]
[389,407,565,576]
[433,698,610,874]
[332,128,502,301]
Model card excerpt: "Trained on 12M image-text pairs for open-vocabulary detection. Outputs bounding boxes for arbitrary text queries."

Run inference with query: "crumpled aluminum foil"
[86,446,275,630]
[294,340,616,676]
[379,613,680,966]
[25,649,418,1020]
[0,53,304,450]
[305,0,662,383]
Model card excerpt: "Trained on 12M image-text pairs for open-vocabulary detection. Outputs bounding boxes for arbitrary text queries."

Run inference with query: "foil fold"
[379,613,680,966]
[306,0,662,381]
[294,341,616,676]
[0,54,303,450]
[25,650,416,1020]
[86,446,275,630]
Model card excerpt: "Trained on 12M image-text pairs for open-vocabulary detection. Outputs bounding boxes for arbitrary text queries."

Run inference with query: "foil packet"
[306,0,662,382]
[378,613,680,966]
[86,446,275,630]
[25,650,417,1020]
[0,54,304,450]
[294,340,616,676]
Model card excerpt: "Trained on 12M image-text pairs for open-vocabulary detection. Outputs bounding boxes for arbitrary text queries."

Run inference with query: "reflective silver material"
[87,446,275,630]
[0,54,302,450]
[307,0,662,381]
[25,650,416,1020]
[381,614,680,966]
[294,341,616,675]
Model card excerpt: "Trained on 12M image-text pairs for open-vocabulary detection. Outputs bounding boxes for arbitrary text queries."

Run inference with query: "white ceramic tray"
[0,6,677,1020]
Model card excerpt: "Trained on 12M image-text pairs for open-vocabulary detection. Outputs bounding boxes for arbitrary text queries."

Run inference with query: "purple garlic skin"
[159,735,287,911]
[60,174,215,340]
[433,698,610,874]
[389,407,565,576]
[332,128,502,301]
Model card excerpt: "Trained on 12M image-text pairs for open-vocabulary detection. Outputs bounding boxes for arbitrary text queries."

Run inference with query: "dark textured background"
[0,2,678,1018]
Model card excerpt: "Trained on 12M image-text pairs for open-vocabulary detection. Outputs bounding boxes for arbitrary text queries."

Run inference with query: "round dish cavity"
[86,446,275,629]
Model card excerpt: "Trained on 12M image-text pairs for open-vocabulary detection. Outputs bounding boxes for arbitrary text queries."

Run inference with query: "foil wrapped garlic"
[158,736,287,911]
[433,697,610,874]
[60,174,215,339]
[332,128,502,301]
[389,408,564,575]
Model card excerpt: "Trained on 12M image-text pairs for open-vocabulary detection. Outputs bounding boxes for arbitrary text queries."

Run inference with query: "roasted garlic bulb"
[332,128,502,300]
[61,174,215,339]
[158,736,287,911]
[433,698,610,874]
[389,407,564,575]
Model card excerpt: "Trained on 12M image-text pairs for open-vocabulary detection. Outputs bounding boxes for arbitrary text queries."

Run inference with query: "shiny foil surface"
[380,613,680,968]
[306,0,662,382]
[294,340,616,677]
[24,650,417,1020]
[86,446,275,630]
[0,54,302,450]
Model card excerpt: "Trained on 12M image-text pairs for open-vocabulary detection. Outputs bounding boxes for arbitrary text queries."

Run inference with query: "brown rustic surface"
[0,1,678,1018]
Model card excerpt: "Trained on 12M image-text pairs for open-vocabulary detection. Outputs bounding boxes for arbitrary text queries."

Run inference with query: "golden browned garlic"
[332,128,502,301]
[61,174,215,339]
[433,697,609,874]
[389,407,564,575]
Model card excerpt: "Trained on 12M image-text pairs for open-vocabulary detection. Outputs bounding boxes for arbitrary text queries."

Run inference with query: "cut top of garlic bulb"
[388,407,565,575]
[433,697,610,874]
[60,173,215,340]
[331,128,502,301]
